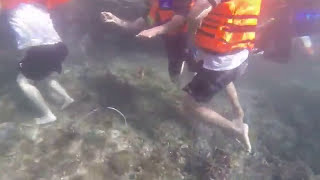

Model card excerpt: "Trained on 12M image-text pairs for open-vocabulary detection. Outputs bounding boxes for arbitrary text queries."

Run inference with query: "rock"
[140,144,153,159]
[109,150,134,175]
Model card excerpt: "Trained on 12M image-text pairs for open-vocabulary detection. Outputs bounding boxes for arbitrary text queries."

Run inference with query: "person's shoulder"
[173,0,193,7]
[172,0,193,12]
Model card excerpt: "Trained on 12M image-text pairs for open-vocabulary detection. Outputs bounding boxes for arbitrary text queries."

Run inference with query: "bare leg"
[17,73,56,124]
[47,79,74,110]
[183,94,251,152]
[225,82,244,124]
[299,36,314,55]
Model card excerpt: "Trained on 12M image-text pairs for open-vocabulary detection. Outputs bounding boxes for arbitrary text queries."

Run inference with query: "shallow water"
[1,0,320,179]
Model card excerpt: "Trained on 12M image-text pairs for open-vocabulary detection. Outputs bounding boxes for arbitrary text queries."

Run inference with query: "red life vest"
[195,0,262,54]
[0,0,69,10]
[146,0,194,35]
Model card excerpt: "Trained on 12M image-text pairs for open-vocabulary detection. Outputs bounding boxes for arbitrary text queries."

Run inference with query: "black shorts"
[19,42,68,81]
[183,60,248,103]
[163,33,188,81]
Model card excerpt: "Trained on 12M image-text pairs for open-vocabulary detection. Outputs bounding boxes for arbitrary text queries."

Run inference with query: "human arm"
[188,0,213,22]
[136,14,185,38]
[101,12,147,31]
[136,0,193,38]
[186,0,216,43]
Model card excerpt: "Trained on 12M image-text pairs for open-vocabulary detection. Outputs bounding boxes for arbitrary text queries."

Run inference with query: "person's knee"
[48,79,58,87]
[17,74,30,88]
[226,82,237,95]
[183,96,210,118]
[182,94,198,113]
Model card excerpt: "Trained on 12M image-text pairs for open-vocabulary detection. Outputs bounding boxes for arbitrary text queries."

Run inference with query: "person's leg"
[47,79,74,110]
[164,34,187,85]
[299,36,314,56]
[225,60,249,123]
[17,73,57,124]
[182,94,251,152]
[225,82,244,123]
[182,65,251,152]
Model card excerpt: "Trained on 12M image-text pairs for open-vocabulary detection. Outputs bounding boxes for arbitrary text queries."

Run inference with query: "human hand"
[136,27,161,39]
[101,12,121,25]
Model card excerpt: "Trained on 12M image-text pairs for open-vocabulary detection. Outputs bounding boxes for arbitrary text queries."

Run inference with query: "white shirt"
[196,48,249,71]
[8,3,61,50]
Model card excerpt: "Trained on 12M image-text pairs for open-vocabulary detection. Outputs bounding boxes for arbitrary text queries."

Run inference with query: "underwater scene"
[0,0,320,179]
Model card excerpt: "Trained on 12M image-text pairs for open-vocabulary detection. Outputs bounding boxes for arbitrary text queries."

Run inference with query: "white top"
[8,3,61,50]
[298,36,312,48]
[196,48,249,71]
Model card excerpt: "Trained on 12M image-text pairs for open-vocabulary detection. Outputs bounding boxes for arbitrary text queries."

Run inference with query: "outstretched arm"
[136,0,194,38]
[101,12,147,31]
[136,14,185,38]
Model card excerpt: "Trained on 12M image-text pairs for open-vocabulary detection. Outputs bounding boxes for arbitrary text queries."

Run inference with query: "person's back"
[0,0,74,124]
[8,3,61,50]
[194,0,261,69]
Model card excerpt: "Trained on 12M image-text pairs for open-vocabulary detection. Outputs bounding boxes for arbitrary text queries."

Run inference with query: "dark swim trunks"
[163,33,189,82]
[19,42,68,81]
[183,60,248,103]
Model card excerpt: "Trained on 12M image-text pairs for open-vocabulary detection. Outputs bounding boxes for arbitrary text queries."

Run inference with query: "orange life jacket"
[196,0,262,54]
[0,0,69,10]
[146,0,194,34]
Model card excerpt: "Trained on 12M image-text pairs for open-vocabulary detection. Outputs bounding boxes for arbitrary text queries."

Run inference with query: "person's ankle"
[35,113,57,124]
[66,97,74,103]
[61,97,74,110]
[235,108,244,120]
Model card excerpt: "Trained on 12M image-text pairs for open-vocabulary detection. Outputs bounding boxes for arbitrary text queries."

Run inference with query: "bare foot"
[35,113,57,125]
[236,123,251,153]
[61,98,74,110]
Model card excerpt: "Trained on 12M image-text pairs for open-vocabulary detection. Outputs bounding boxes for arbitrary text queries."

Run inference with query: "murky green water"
[1,0,320,179]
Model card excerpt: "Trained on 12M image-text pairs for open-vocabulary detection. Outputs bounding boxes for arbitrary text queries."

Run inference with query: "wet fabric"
[8,3,61,50]
[196,49,249,71]
[195,0,261,54]
[19,43,68,81]
[183,60,248,103]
